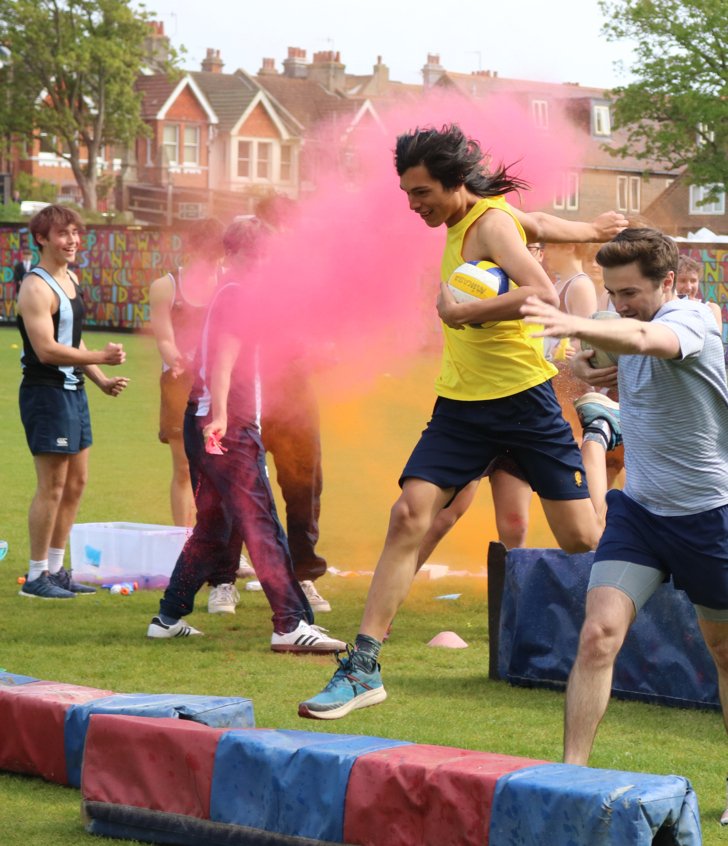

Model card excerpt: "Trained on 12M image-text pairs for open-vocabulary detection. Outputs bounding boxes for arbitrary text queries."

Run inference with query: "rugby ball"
[581,310,621,368]
[447,260,511,303]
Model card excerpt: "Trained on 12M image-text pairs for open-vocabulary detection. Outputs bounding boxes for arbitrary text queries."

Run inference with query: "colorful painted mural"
[0,224,183,329]
[1,223,727,345]
[681,245,728,345]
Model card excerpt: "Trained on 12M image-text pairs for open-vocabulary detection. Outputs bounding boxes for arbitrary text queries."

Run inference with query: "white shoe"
[300,580,331,612]
[147,616,203,638]
[208,583,240,614]
[237,552,256,579]
[270,620,345,654]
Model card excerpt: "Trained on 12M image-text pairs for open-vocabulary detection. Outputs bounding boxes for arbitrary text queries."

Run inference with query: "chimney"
[422,52,444,88]
[143,21,171,71]
[283,46,308,79]
[258,57,278,76]
[309,50,346,93]
[201,48,224,74]
[371,55,390,95]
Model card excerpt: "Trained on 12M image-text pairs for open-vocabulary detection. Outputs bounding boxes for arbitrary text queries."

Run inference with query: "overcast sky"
[140,0,637,90]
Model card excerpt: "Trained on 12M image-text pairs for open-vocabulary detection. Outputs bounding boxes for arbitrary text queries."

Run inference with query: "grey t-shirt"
[619,298,728,516]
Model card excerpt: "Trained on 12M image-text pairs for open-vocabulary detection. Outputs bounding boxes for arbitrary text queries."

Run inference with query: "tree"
[0,0,179,210]
[600,0,728,199]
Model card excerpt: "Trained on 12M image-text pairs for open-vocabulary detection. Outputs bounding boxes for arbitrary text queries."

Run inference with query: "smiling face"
[399,164,466,228]
[37,222,81,266]
[603,261,673,321]
[676,269,700,300]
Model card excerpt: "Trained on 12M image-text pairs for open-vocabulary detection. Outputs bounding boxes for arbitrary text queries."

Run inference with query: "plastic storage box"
[70,522,191,588]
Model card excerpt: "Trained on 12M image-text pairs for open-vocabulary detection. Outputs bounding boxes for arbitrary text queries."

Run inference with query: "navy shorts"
[400,381,589,501]
[20,384,93,455]
[594,489,728,611]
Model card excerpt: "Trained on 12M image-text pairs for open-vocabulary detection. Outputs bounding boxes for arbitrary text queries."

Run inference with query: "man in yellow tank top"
[298,124,628,721]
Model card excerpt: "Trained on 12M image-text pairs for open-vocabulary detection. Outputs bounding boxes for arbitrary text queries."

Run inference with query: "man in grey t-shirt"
[522,228,728,802]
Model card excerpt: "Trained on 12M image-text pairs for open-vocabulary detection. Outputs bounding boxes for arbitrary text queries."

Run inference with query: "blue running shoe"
[49,568,96,595]
[298,648,387,720]
[19,572,76,599]
[574,392,622,450]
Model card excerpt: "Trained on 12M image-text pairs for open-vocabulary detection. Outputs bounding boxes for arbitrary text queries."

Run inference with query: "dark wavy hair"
[597,228,678,287]
[394,124,529,198]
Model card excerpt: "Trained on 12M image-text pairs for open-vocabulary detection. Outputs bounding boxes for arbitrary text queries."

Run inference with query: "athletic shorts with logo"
[400,380,589,501]
[20,384,92,455]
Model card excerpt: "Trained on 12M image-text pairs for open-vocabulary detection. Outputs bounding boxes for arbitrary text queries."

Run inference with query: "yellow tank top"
[436,197,557,400]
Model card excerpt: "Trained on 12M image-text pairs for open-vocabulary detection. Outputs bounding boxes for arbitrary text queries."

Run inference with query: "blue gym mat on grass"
[209,729,411,843]
[489,763,701,846]
[498,548,719,709]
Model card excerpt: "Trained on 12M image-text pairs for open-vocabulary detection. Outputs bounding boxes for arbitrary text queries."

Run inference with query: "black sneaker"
[49,568,97,595]
[20,572,76,599]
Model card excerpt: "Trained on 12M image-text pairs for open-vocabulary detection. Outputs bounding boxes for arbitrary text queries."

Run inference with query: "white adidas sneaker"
[270,620,345,654]
[147,616,203,638]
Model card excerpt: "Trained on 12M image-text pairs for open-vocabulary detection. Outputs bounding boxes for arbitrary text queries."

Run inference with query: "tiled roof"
[344,74,423,103]
[254,75,361,129]
[135,75,179,119]
[189,71,260,132]
[436,71,606,101]
[435,72,676,174]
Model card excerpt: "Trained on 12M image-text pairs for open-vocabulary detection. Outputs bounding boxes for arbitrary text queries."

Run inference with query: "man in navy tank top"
[16,205,128,599]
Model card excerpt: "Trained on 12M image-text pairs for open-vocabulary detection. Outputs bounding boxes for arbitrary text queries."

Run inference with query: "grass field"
[0,325,726,845]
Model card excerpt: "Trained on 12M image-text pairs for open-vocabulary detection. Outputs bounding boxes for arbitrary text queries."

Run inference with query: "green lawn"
[0,326,725,845]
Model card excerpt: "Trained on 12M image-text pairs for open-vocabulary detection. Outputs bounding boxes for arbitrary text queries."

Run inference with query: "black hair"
[394,124,529,197]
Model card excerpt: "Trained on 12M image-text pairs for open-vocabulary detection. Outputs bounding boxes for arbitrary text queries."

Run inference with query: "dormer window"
[593,104,611,136]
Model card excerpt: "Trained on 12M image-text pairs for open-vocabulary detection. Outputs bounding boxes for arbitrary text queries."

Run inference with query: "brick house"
[11,116,121,208]
[643,176,727,238]
[126,50,303,223]
[426,56,678,223]
[255,48,383,191]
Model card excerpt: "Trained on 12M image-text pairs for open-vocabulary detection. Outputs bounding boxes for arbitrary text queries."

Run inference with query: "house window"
[696,123,715,147]
[237,140,251,177]
[162,124,179,165]
[593,104,611,136]
[617,176,628,211]
[531,99,548,129]
[183,126,200,165]
[617,176,641,213]
[39,132,58,154]
[689,184,726,215]
[280,144,292,182]
[554,171,579,210]
[566,172,579,210]
[629,177,640,212]
[256,142,272,180]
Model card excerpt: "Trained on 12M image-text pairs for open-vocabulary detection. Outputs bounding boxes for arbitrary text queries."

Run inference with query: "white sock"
[27,559,48,582]
[48,547,65,574]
